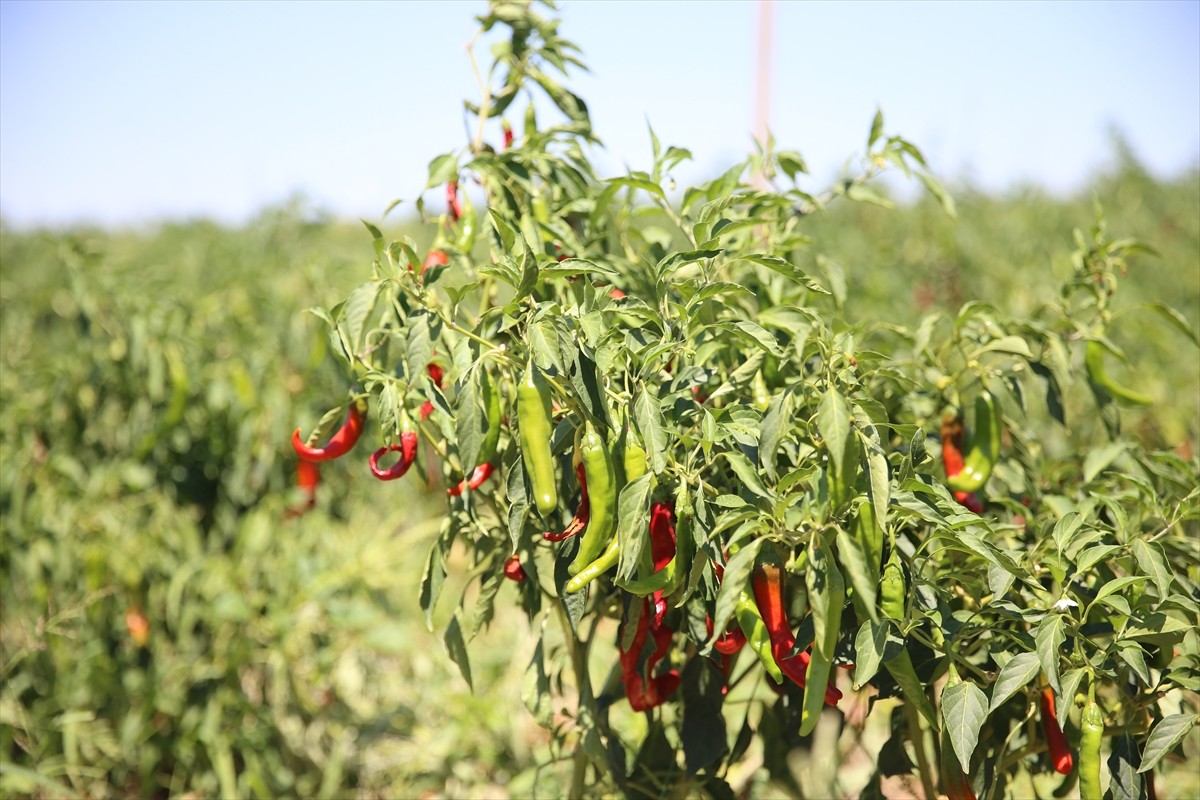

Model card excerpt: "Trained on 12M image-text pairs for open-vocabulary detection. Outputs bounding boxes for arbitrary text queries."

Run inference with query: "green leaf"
[1138,714,1198,772]
[1035,615,1066,694]
[443,611,474,691]
[425,152,458,190]
[1084,441,1127,483]
[941,679,989,768]
[454,369,483,476]
[522,636,553,728]
[616,473,654,581]
[852,620,887,689]
[343,281,381,354]
[722,450,771,501]
[987,652,1041,713]
[818,388,852,504]
[634,388,668,476]
[867,108,885,149]
[974,335,1034,360]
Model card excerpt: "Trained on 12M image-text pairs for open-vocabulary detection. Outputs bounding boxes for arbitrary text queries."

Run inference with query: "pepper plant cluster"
[290,2,1200,797]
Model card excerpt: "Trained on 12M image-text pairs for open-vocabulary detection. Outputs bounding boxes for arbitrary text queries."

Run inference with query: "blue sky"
[1,0,1197,227]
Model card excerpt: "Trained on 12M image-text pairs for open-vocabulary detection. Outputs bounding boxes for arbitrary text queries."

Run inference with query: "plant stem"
[905,700,939,800]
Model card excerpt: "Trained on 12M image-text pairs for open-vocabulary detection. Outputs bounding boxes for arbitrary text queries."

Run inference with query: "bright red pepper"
[419,362,444,421]
[283,459,321,519]
[292,400,366,463]
[501,119,514,149]
[751,559,842,706]
[1039,687,1074,775]
[369,412,418,481]
[544,463,589,542]
[447,462,495,495]
[503,554,527,583]
[620,598,679,712]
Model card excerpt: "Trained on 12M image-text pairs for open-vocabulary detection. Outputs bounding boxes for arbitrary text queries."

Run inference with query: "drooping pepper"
[752,370,770,411]
[941,411,984,513]
[619,598,679,712]
[945,392,1000,494]
[544,462,589,541]
[292,399,366,463]
[750,554,842,707]
[517,361,558,516]
[503,553,527,583]
[1079,695,1105,800]
[568,422,616,575]
[618,499,692,598]
[370,411,419,481]
[1085,338,1152,406]
[283,459,321,519]
[800,536,844,735]
[734,590,784,684]
[1039,687,1074,775]
[878,549,940,727]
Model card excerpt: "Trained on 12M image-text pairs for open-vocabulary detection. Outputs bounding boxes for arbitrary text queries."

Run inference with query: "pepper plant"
[292,2,1200,797]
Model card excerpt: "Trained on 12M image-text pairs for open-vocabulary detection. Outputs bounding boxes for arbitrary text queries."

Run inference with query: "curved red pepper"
[292,401,366,463]
[714,627,747,655]
[448,462,495,495]
[751,560,842,706]
[544,463,589,541]
[369,432,418,481]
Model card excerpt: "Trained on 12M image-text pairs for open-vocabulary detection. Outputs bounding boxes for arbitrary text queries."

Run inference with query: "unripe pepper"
[734,589,784,684]
[1085,338,1152,406]
[455,188,477,253]
[945,392,1000,494]
[941,411,984,512]
[752,370,770,411]
[292,399,366,463]
[1079,696,1105,800]
[568,422,616,575]
[517,361,558,516]
[1039,687,1074,775]
[878,550,940,726]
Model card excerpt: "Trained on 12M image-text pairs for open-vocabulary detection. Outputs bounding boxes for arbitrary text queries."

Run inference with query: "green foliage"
[3,2,1199,798]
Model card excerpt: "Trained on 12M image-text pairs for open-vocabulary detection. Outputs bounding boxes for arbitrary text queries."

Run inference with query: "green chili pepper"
[879,550,940,727]
[1079,696,1105,800]
[800,536,844,735]
[478,368,502,464]
[568,421,617,575]
[1085,339,1152,406]
[734,589,783,683]
[517,361,558,516]
[752,370,770,411]
[945,392,1000,494]
[623,433,647,483]
[564,536,619,593]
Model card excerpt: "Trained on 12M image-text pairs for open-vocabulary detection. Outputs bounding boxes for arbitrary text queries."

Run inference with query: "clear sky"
[1,0,1197,228]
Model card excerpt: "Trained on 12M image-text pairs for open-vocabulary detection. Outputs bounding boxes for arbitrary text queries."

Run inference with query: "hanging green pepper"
[1079,694,1105,800]
[1085,338,1152,406]
[517,361,558,516]
[568,421,617,575]
[800,536,844,735]
[623,433,647,484]
[564,537,619,594]
[879,550,940,727]
[752,370,770,411]
[945,392,1000,494]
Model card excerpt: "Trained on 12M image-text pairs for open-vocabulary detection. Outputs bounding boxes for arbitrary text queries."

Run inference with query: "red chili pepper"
[609,288,626,300]
[369,413,418,481]
[503,554,527,582]
[751,560,842,706]
[501,119,514,149]
[292,401,366,463]
[283,459,321,519]
[1039,687,1074,775]
[544,463,590,541]
[419,362,444,421]
[649,502,677,570]
[448,462,495,495]
[447,181,462,221]
[412,248,448,276]
[714,627,747,655]
[954,490,984,513]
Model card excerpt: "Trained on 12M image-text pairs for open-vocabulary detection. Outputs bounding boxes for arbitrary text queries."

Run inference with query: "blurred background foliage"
[1,145,1197,798]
